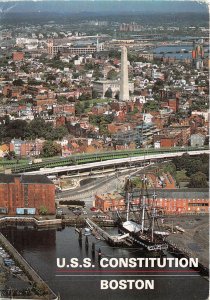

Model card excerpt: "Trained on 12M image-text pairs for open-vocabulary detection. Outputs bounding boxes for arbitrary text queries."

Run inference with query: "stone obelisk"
[119,46,129,101]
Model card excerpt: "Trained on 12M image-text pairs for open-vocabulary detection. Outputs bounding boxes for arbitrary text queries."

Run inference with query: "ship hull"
[118,224,168,252]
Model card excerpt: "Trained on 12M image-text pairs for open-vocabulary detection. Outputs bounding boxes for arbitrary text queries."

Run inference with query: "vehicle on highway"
[90,207,97,211]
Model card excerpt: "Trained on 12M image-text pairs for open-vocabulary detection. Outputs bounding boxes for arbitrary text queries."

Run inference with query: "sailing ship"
[118,176,169,252]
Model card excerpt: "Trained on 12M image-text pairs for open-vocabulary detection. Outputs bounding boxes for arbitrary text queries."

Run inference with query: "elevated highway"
[22,149,209,176]
[11,146,208,174]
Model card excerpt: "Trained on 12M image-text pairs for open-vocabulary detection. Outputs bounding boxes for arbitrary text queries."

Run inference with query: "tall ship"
[118,176,169,252]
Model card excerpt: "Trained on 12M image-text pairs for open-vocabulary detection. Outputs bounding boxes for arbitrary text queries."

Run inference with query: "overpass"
[22,149,209,176]
[10,146,208,174]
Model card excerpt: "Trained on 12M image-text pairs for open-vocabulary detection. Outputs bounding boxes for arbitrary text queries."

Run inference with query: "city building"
[12,52,25,61]
[190,133,205,147]
[95,189,209,214]
[0,174,55,215]
[119,23,142,32]
[47,39,104,56]
[9,139,44,157]
[95,192,139,212]
[93,80,134,98]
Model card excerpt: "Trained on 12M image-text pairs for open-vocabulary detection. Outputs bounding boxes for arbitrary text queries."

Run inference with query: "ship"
[117,176,169,252]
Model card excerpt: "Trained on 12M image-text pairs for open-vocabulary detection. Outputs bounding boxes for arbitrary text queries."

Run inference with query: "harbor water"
[0,226,209,300]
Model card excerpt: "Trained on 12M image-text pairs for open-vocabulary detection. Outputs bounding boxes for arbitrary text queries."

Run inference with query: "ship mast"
[124,177,133,221]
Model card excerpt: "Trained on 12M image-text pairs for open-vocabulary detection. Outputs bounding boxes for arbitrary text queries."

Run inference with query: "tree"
[108,50,121,59]
[92,89,98,99]
[13,79,24,86]
[188,172,208,188]
[75,102,85,115]
[39,206,48,215]
[6,120,28,139]
[185,159,202,177]
[57,96,68,104]
[78,93,91,101]
[41,141,62,157]
[104,88,112,98]
[107,69,118,80]
[5,151,16,160]
[143,101,159,112]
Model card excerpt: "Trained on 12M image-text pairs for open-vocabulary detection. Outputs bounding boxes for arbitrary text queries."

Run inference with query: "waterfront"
[0,226,208,300]
[153,45,208,59]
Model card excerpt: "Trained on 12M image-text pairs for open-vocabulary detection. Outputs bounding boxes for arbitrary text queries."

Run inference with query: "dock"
[0,216,61,226]
[85,218,128,246]
[0,232,58,299]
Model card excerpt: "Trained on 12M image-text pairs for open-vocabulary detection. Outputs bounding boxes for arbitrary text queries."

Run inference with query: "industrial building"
[95,189,209,214]
[0,174,55,215]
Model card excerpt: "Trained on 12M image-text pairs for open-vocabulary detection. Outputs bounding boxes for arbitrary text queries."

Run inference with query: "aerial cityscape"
[0,1,209,299]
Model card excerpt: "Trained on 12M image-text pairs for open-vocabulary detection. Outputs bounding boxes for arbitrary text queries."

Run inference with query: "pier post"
[91,242,95,256]
[98,248,102,266]
[78,229,83,241]
[85,236,89,250]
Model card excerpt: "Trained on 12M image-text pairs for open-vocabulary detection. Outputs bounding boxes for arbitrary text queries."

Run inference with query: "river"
[153,45,208,59]
[0,226,208,300]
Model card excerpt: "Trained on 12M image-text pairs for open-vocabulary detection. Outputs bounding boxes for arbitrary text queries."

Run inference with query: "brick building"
[95,189,209,214]
[53,104,75,115]
[9,139,44,157]
[0,174,55,215]
[95,192,139,212]
[12,52,24,61]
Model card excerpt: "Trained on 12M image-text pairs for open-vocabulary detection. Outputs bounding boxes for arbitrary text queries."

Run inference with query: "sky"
[0,0,208,2]
[0,0,208,14]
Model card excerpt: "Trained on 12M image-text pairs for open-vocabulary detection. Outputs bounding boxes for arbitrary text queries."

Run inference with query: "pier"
[85,218,128,246]
[0,232,58,300]
[0,216,62,227]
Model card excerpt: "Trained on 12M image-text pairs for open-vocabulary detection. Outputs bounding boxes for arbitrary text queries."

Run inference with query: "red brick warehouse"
[0,174,55,215]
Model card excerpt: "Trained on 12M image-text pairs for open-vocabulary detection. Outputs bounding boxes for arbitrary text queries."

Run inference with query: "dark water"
[0,226,209,300]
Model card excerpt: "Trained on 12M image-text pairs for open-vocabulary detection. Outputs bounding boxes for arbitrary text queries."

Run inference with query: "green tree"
[78,93,91,101]
[26,118,51,139]
[104,88,112,98]
[41,141,62,157]
[143,101,159,112]
[5,120,28,139]
[107,69,118,80]
[75,102,85,115]
[108,50,121,59]
[5,151,16,160]
[39,206,48,215]
[92,89,99,99]
[13,79,24,86]
[188,172,208,188]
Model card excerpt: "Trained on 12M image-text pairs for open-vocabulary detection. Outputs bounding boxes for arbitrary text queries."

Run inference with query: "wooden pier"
[85,218,128,246]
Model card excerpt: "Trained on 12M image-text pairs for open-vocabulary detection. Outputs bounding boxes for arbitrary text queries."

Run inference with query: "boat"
[118,177,169,252]
[84,228,92,236]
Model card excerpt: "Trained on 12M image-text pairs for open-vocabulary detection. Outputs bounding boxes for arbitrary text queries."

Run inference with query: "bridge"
[21,148,209,176]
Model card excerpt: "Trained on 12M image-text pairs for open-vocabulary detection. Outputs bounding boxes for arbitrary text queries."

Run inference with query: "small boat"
[84,228,92,236]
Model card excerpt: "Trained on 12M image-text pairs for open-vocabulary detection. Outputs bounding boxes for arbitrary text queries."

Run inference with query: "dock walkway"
[86,218,123,245]
[0,232,58,300]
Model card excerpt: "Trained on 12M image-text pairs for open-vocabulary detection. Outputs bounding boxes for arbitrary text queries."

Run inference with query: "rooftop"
[0,174,53,185]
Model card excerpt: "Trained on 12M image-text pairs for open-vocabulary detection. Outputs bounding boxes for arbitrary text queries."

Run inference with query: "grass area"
[175,170,190,183]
